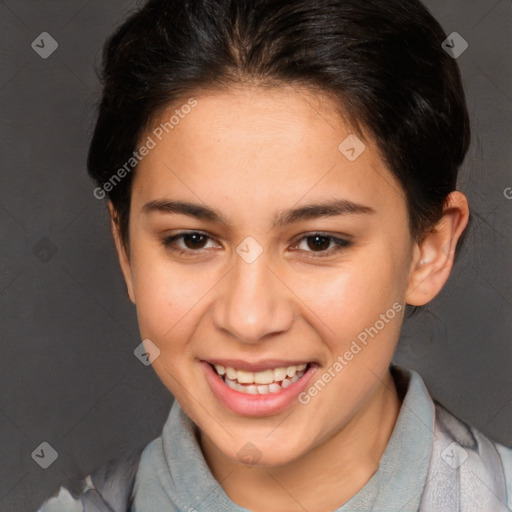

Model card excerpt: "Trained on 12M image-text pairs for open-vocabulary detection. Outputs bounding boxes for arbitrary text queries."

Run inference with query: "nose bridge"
[212,244,293,344]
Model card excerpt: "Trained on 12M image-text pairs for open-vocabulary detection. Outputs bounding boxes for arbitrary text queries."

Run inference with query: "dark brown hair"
[88,0,471,258]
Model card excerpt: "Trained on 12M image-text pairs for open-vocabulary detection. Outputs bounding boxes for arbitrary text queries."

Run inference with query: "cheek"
[294,250,406,353]
[130,248,208,344]
[130,254,211,398]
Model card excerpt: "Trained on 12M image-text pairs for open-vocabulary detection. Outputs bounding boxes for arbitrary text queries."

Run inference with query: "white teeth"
[257,384,269,394]
[236,370,254,384]
[218,365,308,395]
[268,383,282,393]
[212,362,309,386]
[225,377,237,390]
[286,365,297,377]
[245,385,258,395]
[225,367,237,380]
[254,369,275,385]
[214,364,225,376]
[273,367,287,381]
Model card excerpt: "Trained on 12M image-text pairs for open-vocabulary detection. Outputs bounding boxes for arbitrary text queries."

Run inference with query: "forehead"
[132,86,407,227]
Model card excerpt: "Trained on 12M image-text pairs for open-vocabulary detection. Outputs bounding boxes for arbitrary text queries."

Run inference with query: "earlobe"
[405,191,469,307]
[107,201,136,304]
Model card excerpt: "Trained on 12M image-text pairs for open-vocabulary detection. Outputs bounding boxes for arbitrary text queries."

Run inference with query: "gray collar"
[161,364,434,511]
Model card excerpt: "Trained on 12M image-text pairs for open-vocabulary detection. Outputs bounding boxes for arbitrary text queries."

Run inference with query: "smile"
[212,363,308,395]
[200,360,318,416]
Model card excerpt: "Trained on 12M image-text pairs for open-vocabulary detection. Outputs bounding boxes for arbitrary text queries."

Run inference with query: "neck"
[199,368,402,512]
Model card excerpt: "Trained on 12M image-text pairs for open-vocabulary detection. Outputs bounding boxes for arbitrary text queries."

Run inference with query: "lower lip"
[200,361,319,416]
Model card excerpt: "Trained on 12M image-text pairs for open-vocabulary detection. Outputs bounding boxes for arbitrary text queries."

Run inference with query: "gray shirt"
[37,365,512,511]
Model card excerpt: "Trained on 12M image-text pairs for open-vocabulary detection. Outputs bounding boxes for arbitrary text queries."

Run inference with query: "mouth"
[209,362,310,395]
[200,359,319,416]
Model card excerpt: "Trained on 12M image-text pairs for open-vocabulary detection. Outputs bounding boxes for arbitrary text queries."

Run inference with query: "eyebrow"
[142,198,375,227]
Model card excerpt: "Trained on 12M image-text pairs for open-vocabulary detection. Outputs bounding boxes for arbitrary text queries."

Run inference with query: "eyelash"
[161,231,352,259]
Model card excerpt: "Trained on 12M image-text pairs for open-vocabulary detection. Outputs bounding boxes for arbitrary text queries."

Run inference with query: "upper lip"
[202,358,314,372]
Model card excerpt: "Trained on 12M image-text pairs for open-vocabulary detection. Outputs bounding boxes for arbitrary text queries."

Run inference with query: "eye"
[161,231,352,258]
[290,233,352,258]
[161,231,220,256]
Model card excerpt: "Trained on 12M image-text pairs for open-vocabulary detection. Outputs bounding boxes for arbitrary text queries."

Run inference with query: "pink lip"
[200,361,319,416]
[203,358,314,372]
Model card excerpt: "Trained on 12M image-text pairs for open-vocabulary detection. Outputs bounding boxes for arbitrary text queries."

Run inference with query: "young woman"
[38,0,512,510]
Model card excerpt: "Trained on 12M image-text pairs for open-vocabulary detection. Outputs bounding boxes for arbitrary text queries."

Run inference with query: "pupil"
[185,233,206,249]
[308,235,329,251]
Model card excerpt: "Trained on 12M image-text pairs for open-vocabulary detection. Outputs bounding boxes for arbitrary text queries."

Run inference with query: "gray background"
[0,1,511,510]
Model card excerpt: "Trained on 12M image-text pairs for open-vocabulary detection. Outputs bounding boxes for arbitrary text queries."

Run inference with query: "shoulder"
[36,447,143,512]
[36,481,89,512]
[496,442,512,510]
[430,400,512,511]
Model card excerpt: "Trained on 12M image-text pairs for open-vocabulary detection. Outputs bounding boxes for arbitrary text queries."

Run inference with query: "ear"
[108,201,136,304]
[406,191,469,306]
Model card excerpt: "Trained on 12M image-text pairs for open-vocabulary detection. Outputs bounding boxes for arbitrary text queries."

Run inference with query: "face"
[114,85,424,466]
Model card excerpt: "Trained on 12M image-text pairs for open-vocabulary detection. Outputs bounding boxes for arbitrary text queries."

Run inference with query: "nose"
[211,247,294,344]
